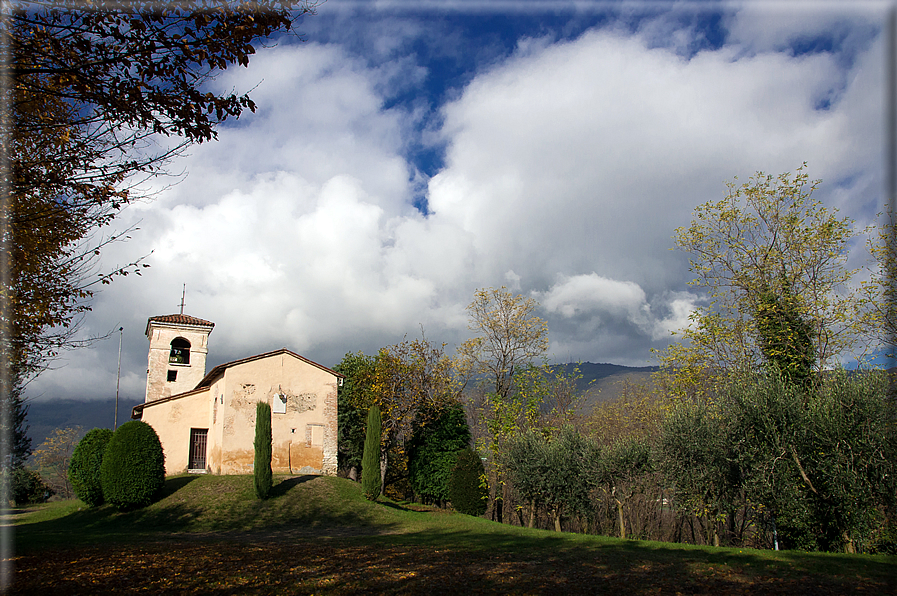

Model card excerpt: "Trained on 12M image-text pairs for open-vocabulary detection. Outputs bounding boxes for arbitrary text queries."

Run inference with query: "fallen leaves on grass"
[10,538,889,595]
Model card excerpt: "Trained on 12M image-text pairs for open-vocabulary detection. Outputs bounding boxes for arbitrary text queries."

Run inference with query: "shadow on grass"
[14,475,404,551]
[14,530,896,596]
[157,475,201,499]
[385,534,891,594]
[362,523,897,588]
[376,500,414,512]
[269,475,315,498]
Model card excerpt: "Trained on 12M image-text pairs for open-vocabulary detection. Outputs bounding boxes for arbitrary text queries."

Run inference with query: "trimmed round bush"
[448,447,488,516]
[100,421,165,510]
[69,428,114,506]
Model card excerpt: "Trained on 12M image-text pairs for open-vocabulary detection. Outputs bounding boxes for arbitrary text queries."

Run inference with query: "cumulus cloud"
[539,274,648,322]
[25,8,888,401]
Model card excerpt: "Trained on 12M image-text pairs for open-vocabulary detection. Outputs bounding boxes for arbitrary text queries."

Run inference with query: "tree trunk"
[615,498,626,539]
[553,508,562,532]
[379,449,388,496]
[842,531,856,554]
[528,501,536,529]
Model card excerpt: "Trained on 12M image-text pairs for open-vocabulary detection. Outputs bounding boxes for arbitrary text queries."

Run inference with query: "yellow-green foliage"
[658,164,870,398]
[586,379,667,445]
[456,286,549,400]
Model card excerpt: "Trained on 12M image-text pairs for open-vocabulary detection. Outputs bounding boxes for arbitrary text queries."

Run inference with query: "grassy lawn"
[7,474,896,594]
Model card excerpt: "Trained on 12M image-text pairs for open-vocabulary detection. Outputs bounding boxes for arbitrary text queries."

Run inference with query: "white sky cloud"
[25,6,890,402]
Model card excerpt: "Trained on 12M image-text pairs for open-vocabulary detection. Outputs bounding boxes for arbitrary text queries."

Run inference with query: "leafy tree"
[659,164,868,398]
[586,379,667,445]
[361,405,382,501]
[503,429,546,528]
[505,427,598,532]
[100,421,164,510]
[456,287,555,523]
[863,208,897,357]
[69,427,114,507]
[3,1,315,383]
[334,352,376,479]
[407,402,471,505]
[663,368,897,552]
[473,361,583,524]
[598,437,654,540]
[448,447,488,516]
[800,370,896,552]
[32,425,83,499]
[457,287,549,400]
[1,373,35,512]
[355,335,460,495]
[254,401,273,500]
[660,399,740,547]
[723,369,817,550]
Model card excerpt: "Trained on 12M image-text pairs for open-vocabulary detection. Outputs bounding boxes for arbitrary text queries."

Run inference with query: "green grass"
[10,474,897,594]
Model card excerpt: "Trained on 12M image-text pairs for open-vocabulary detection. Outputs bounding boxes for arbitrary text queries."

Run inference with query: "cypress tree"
[361,405,381,501]
[254,401,273,500]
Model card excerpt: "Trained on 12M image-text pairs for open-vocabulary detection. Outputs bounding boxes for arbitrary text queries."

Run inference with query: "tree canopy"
[659,164,869,397]
[2,1,315,381]
[457,286,549,399]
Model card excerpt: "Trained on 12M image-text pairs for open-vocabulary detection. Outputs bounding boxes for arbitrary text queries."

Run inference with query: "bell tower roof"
[145,314,215,337]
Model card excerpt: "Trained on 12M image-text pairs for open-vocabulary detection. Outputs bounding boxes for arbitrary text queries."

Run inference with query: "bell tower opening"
[145,314,214,403]
[169,337,191,365]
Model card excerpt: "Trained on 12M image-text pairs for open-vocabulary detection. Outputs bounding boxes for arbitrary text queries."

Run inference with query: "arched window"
[169,337,191,365]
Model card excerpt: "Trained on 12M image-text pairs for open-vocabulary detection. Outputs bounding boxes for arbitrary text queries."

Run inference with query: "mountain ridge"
[24,361,658,451]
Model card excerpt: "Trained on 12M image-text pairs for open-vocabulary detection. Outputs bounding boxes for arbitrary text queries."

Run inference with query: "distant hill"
[553,362,658,391]
[24,362,658,451]
[552,362,658,414]
[25,398,137,452]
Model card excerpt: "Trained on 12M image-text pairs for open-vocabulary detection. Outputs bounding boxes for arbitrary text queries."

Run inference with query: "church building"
[132,314,341,476]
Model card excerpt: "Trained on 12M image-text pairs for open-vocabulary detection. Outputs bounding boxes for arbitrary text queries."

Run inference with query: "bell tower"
[145,314,215,402]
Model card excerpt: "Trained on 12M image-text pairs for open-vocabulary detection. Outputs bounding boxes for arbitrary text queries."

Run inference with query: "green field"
[8,475,896,594]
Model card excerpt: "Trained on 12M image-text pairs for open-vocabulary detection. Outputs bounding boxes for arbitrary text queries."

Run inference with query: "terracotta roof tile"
[147,314,215,328]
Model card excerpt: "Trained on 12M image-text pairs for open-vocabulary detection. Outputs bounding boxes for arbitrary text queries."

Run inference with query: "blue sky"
[26,1,892,402]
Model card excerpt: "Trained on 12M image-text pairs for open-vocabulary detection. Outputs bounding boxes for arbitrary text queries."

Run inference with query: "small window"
[167,370,177,382]
[169,338,191,365]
